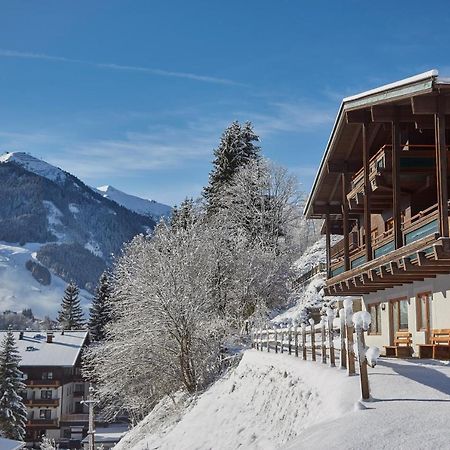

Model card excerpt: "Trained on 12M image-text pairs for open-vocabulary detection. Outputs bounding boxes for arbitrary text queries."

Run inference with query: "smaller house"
[81,424,129,450]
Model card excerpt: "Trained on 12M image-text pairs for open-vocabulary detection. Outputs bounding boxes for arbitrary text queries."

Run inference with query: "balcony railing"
[25,379,60,387]
[60,413,89,422]
[330,202,442,277]
[27,419,58,427]
[24,398,59,406]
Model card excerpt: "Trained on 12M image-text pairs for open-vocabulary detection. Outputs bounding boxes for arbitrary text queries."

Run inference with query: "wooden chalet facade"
[305,70,450,355]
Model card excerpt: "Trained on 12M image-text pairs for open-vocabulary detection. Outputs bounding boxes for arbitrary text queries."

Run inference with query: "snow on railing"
[251,301,379,400]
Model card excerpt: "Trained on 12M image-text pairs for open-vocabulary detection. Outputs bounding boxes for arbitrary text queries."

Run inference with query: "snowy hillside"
[96,185,172,221]
[0,242,91,318]
[115,350,450,449]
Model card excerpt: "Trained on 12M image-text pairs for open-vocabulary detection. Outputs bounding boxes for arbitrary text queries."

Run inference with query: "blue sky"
[0,1,449,206]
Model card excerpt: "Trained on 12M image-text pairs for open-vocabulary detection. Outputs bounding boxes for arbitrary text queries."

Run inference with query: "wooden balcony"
[27,418,59,428]
[60,413,89,423]
[24,398,59,407]
[25,379,60,387]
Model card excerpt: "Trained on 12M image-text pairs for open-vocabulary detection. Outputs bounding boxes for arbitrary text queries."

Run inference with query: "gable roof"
[0,330,88,367]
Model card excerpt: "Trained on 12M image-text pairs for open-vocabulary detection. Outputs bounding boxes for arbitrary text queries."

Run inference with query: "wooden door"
[416,292,432,343]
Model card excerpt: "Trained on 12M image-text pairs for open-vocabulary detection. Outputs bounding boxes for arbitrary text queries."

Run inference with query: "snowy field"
[115,350,450,450]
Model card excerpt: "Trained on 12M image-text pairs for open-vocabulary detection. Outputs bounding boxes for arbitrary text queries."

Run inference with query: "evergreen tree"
[89,272,112,342]
[170,198,196,231]
[203,121,260,214]
[58,282,85,330]
[0,330,27,441]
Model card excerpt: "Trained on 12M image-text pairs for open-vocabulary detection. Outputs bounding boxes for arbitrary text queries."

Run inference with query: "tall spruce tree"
[170,198,196,231]
[89,272,112,342]
[58,282,85,330]
[203,121,260,214]
[0,330,27,441]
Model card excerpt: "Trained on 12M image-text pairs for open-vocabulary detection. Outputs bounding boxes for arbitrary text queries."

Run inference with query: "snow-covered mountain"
[96,185,171,221]
[0,151,159,318]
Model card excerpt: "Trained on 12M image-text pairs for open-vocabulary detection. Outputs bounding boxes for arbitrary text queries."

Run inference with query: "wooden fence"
[251,306,373,400]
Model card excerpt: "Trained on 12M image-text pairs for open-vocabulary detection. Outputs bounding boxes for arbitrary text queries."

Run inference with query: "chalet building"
[305,70,450,356]
[0,330,90,448]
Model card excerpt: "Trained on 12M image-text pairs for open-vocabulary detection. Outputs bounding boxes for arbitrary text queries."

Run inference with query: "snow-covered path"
[116,351,450,450]
[291,358,450,450]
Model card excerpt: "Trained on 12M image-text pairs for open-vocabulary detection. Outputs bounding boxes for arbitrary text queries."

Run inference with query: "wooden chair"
[384,331,413,358]
[418,329,450,359]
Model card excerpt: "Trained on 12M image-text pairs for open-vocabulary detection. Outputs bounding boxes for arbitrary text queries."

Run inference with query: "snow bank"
[116,350,358,450]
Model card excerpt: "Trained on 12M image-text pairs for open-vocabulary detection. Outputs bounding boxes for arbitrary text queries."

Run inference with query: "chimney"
[46,331,54,344]
[19,331,24,340]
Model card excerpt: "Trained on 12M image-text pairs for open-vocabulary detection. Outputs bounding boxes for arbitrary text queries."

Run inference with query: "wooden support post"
[294,323,299,357]
[302,324,307,360]
[258,329,262,351]
[328,313,336,368]
[435,98,449,238]
[392,116,402,249]
[356,326,370,400]
[267,328,270,352]
[340,309,347,369]
[310,321,316,361]
[288,326,292,355]
[341,172,350,270]
[321,318,327,364]
[346,323,356,375]
[362,122,372,261]
[325,213,332,278]
[280,329,284,354]
[274,327,278,353]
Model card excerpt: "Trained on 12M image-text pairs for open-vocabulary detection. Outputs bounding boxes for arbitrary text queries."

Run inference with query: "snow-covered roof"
[0,330,88,367]
[0,437,25,450]
[81,425,128,444]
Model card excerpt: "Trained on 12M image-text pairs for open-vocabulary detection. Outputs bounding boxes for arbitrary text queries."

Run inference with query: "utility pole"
[81,384,98,450]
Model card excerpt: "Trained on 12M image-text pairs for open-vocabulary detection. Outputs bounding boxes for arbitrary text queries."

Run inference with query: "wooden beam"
[371,104,431,123]
[342,172,350,271]
[392,112,402,250]
[346,109,372,124]
[313,205,346,215]
[327,161,360,174]
[435,97,449,238]
[363,122,372,262]
[412,94,450,115]
[325,213,331,278]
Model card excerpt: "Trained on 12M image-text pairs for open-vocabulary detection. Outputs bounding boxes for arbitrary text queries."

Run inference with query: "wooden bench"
[418,329,450,359]
[384,331,413,358]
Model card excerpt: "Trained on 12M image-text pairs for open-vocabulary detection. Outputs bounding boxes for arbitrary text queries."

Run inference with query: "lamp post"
[81,384,98,450]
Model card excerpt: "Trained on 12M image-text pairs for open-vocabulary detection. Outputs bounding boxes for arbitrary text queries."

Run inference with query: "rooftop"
[0,330,88,367]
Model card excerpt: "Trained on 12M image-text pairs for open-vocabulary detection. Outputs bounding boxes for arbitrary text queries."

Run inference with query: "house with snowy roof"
[0,330,90,447]
[305,70,450,358]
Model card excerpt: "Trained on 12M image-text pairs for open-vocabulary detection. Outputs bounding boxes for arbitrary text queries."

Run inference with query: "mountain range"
[0,151,171,318]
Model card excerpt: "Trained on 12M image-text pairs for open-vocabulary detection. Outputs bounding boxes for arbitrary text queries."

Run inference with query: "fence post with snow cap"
[339,308,347,369]
[267,327,270,352]
[288,325,292,355]
[293,321,299,357]
[344,299,356,375]
[321,316,327,364]
[309,319,316,361]
[301,323,307,360]
[280,327,284,354]
[273,326,278,353]
[353,311,372,400]
[327,307,336,367]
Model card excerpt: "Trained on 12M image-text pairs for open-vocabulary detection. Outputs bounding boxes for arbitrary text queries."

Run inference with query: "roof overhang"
[304,70,448,219]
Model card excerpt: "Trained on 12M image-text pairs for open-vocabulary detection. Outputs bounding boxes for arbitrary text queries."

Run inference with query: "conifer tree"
[203,121,260,214]
[89,272,112,342]
[58,282,85,330]
[0,330,27,441]
[170,198,196,231]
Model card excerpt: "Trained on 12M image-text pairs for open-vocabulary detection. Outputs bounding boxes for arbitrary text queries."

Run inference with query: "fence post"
[327,307,336,368]
[274,326,278,354]
[339,309,347,369]
[267,327,270,352]
[344,299,356,375]
[280,328,284,354]
[288,325,292,355]
[260,329,264,352]
[309,319,316,361]
[293,321,299,357]
[354,319,370,400]
[302,323,307,360]
[321,317,327,364]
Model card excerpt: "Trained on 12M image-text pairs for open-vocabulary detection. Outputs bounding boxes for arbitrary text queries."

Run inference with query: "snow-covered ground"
[116,350,450,450]
[0,241,91,318]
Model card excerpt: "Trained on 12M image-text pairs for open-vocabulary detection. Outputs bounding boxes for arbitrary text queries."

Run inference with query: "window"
[41,390,53,400]
[368,303,382,335]
[39,410,51,420]
[391,298,409,332]
[42,371,53,380]
[416,292,431,331]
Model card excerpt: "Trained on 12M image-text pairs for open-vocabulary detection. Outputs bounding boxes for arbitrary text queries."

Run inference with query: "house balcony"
[26,419,59,428]
[60,413,89,423]
[24,398,60,407]
[25,379,60,387]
